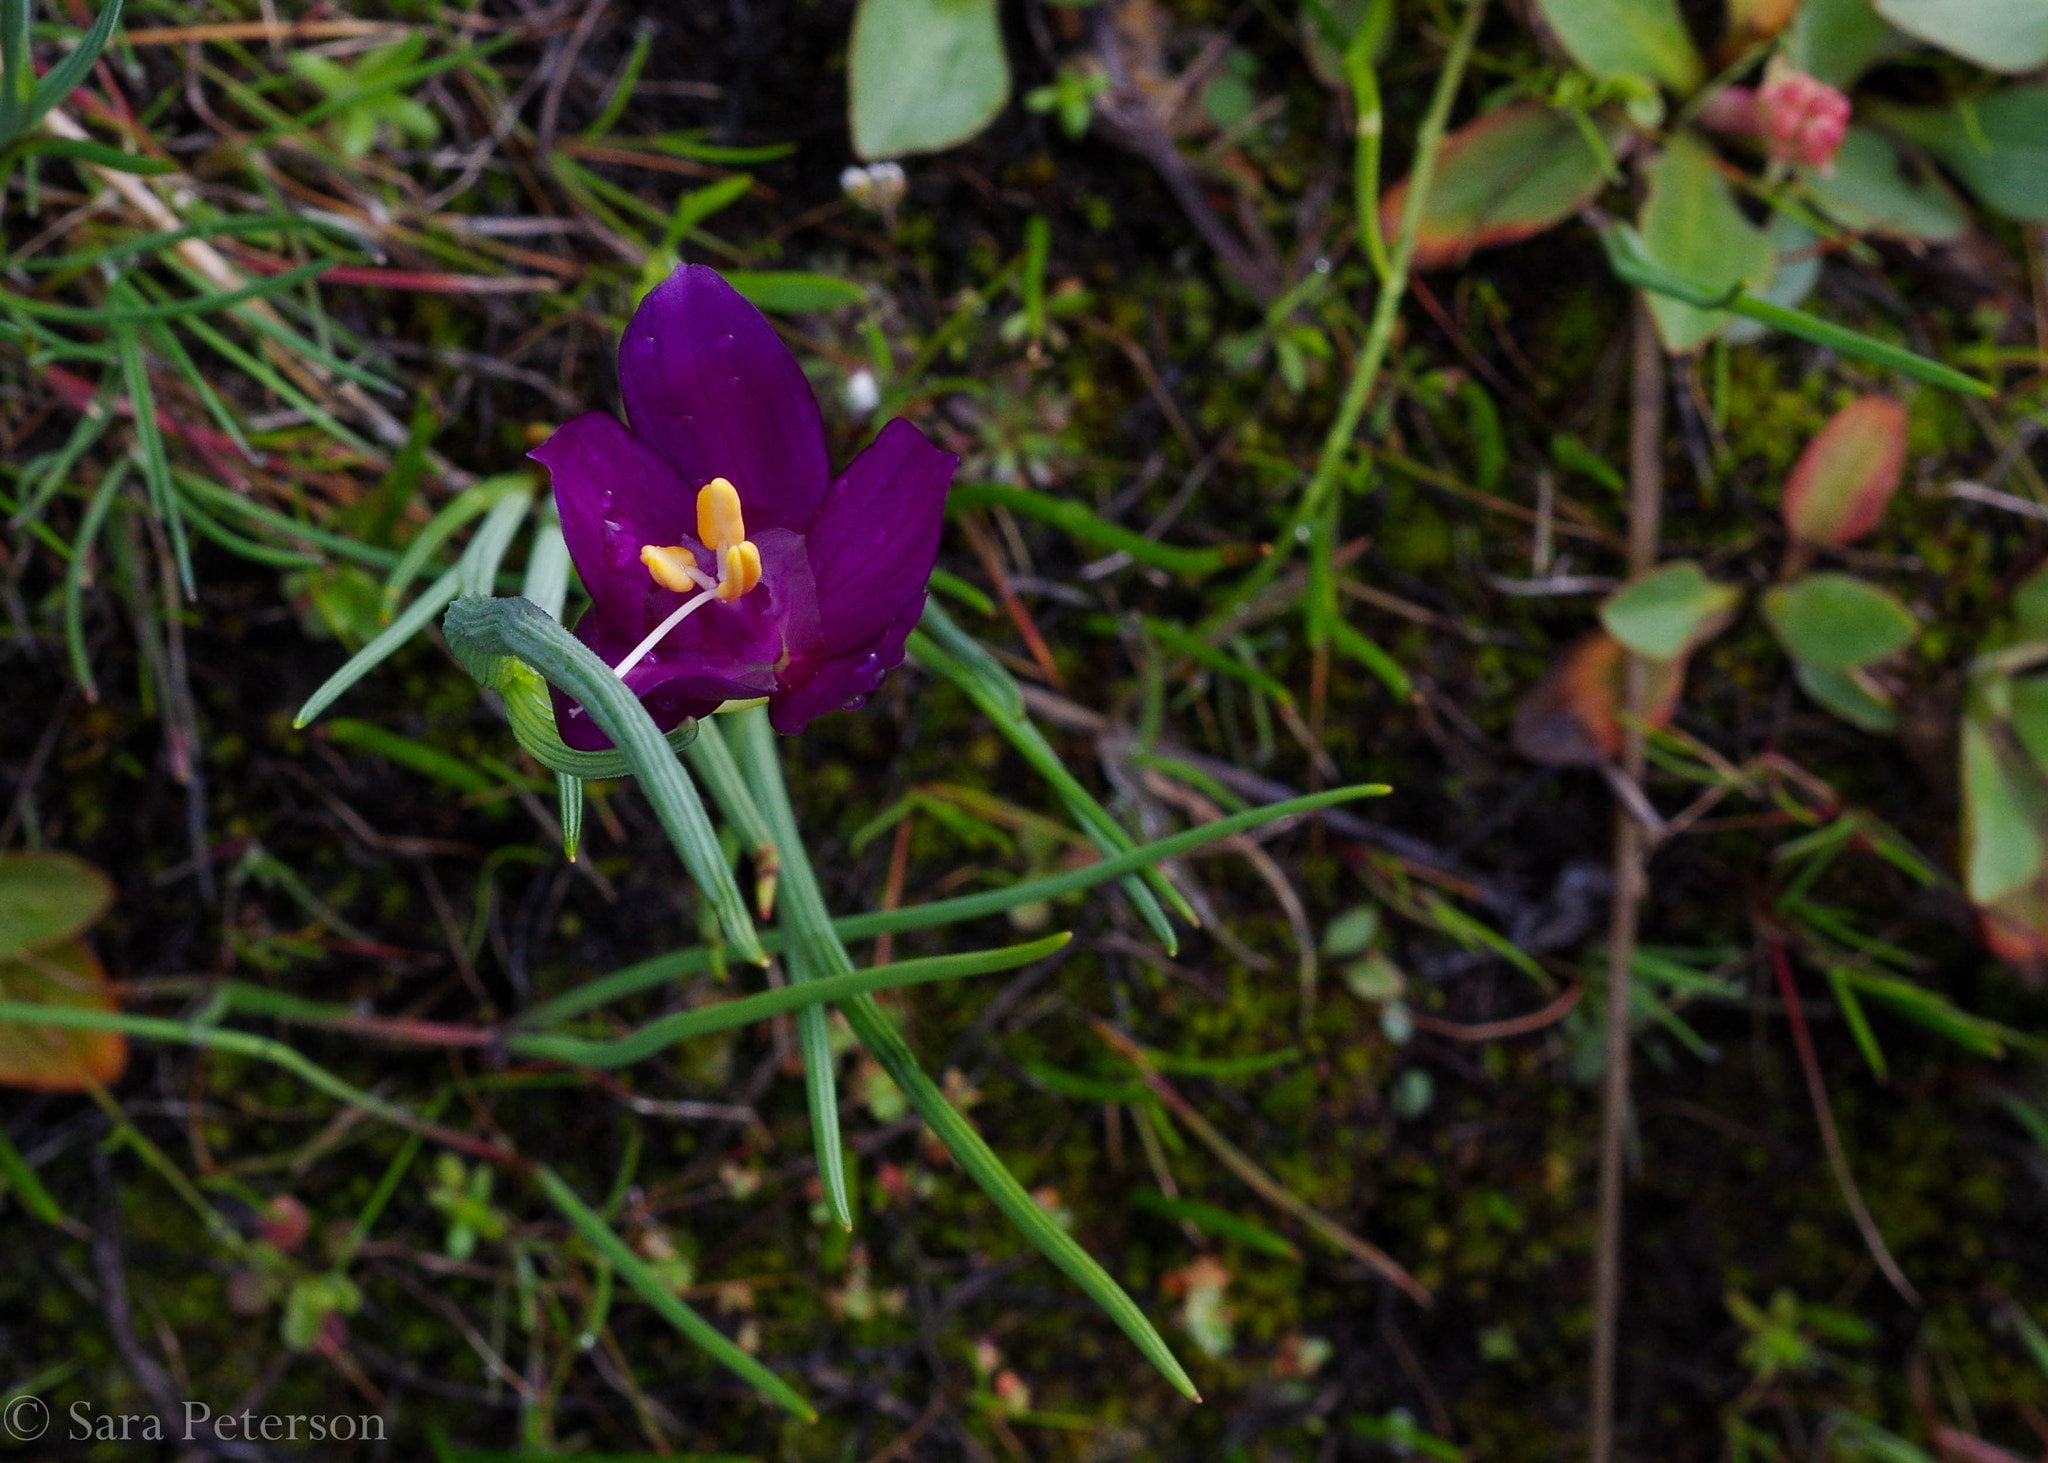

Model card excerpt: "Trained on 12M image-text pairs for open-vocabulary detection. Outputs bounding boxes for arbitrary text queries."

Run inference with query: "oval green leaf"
[1763,572,1917,669]
[849,0,1011,160]
[1788,0,1906,87]
[1382,102,1613,270]
[1782,395,1909,548]
[1871,87,2048,223]
[1803,127,1967,242]
[1873,0,2048,74]
[1599,559,1741,662]
[1532,0,1705,92]
[0,851,113,962]
[1963,718,2048,905]
[1637,135,1776,353]
[1794,661,1899,733]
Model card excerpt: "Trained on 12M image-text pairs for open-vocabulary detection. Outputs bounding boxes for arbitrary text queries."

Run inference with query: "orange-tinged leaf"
[1382,103,1612,271]
[1978,875,2048,989]
[0,937,127,1091]
[1782,395,1908,547]
[0,850,112,961]
[1511,631,1683,767]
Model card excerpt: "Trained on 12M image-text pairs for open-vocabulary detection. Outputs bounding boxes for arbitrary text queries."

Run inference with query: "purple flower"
[529,265,958,748]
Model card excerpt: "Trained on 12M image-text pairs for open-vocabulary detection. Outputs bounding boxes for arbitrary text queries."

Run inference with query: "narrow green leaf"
[61,460,131,699]
[518,786,1388,1026]
[1129,1189,1299,1259]
[0,1125,67,1227]
[532,1165,815,1419]
[916,600,1197,938]
[18,136,173,175]
[510,935,1070,1067]
[519,508,570,621]
[1823,964,1888,1080]
[731,707,856,1231]
[847,987,1200,1398]
[1601,222,1994,395]
[556,773,584,861]
[21,0,123,133]
[0,259,331,323]
[295,566,463,728]
[385,475,530,609]
[722,270,866,313]
[946,482,1251,577]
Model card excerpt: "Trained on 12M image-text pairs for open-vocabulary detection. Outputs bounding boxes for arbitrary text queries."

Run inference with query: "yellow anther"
[697,476,747,551]
[717,540,762,601]
[641,543,705,594]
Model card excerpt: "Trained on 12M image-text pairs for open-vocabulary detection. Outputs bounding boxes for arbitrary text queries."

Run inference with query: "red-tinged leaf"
[1382,103,1612,271]
[1931,1425,2032,1463]
[1511,630,1683,767]
[1782,395,1908,547]
[0,937,127,1092]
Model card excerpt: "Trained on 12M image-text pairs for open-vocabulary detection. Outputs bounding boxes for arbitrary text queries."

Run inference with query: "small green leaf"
[1870,87,2048,223]
[722,271,866,313]
[1962,718,2047,904]
[1763,573,1917,669]
[1787,0,1902,87]
[0,852,111,961]
[1793,661,1899,733]
[1637,136,1776,353]
[1781,395,1909,548]
[2009,676,2048,781]
[1599,560,1741,662]
[1873,0,2048,73]
[1531,0,1705,90]
[848,0,1010,160]
[1803,128,1967,242]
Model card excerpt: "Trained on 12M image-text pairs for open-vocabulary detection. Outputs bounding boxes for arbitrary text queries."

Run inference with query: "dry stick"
[1589,301,1664,1463]
[1767,936,1920,1304]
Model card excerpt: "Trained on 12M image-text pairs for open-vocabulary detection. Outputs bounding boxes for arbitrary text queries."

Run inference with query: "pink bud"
[1756,66,1849,173]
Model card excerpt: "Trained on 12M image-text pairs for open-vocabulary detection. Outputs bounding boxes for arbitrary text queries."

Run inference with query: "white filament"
[612,587,717,681]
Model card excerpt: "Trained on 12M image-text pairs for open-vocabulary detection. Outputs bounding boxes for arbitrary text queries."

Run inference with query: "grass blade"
[732,706,850,1230]
[519,785,1387,1025]
[295,566,463,728]
[681,716,779,917]
[509,935,1069,1066]
[914,599,1194,944]
[733,705,1199,1399]
[531,1164,814,1420]
[22,0,123,134]
[62,460,131,699]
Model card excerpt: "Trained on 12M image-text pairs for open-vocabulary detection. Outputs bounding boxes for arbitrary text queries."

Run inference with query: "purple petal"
[767,417,957,733]
[530,411,698,631]
[618,265,830,535]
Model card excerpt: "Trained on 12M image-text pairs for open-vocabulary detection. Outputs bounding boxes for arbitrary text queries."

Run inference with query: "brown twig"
[1589,300,1664,1463]
[1767,935,1920,1304]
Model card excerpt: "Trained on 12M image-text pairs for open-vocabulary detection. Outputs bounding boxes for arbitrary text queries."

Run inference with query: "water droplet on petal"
[599,490,614,511]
